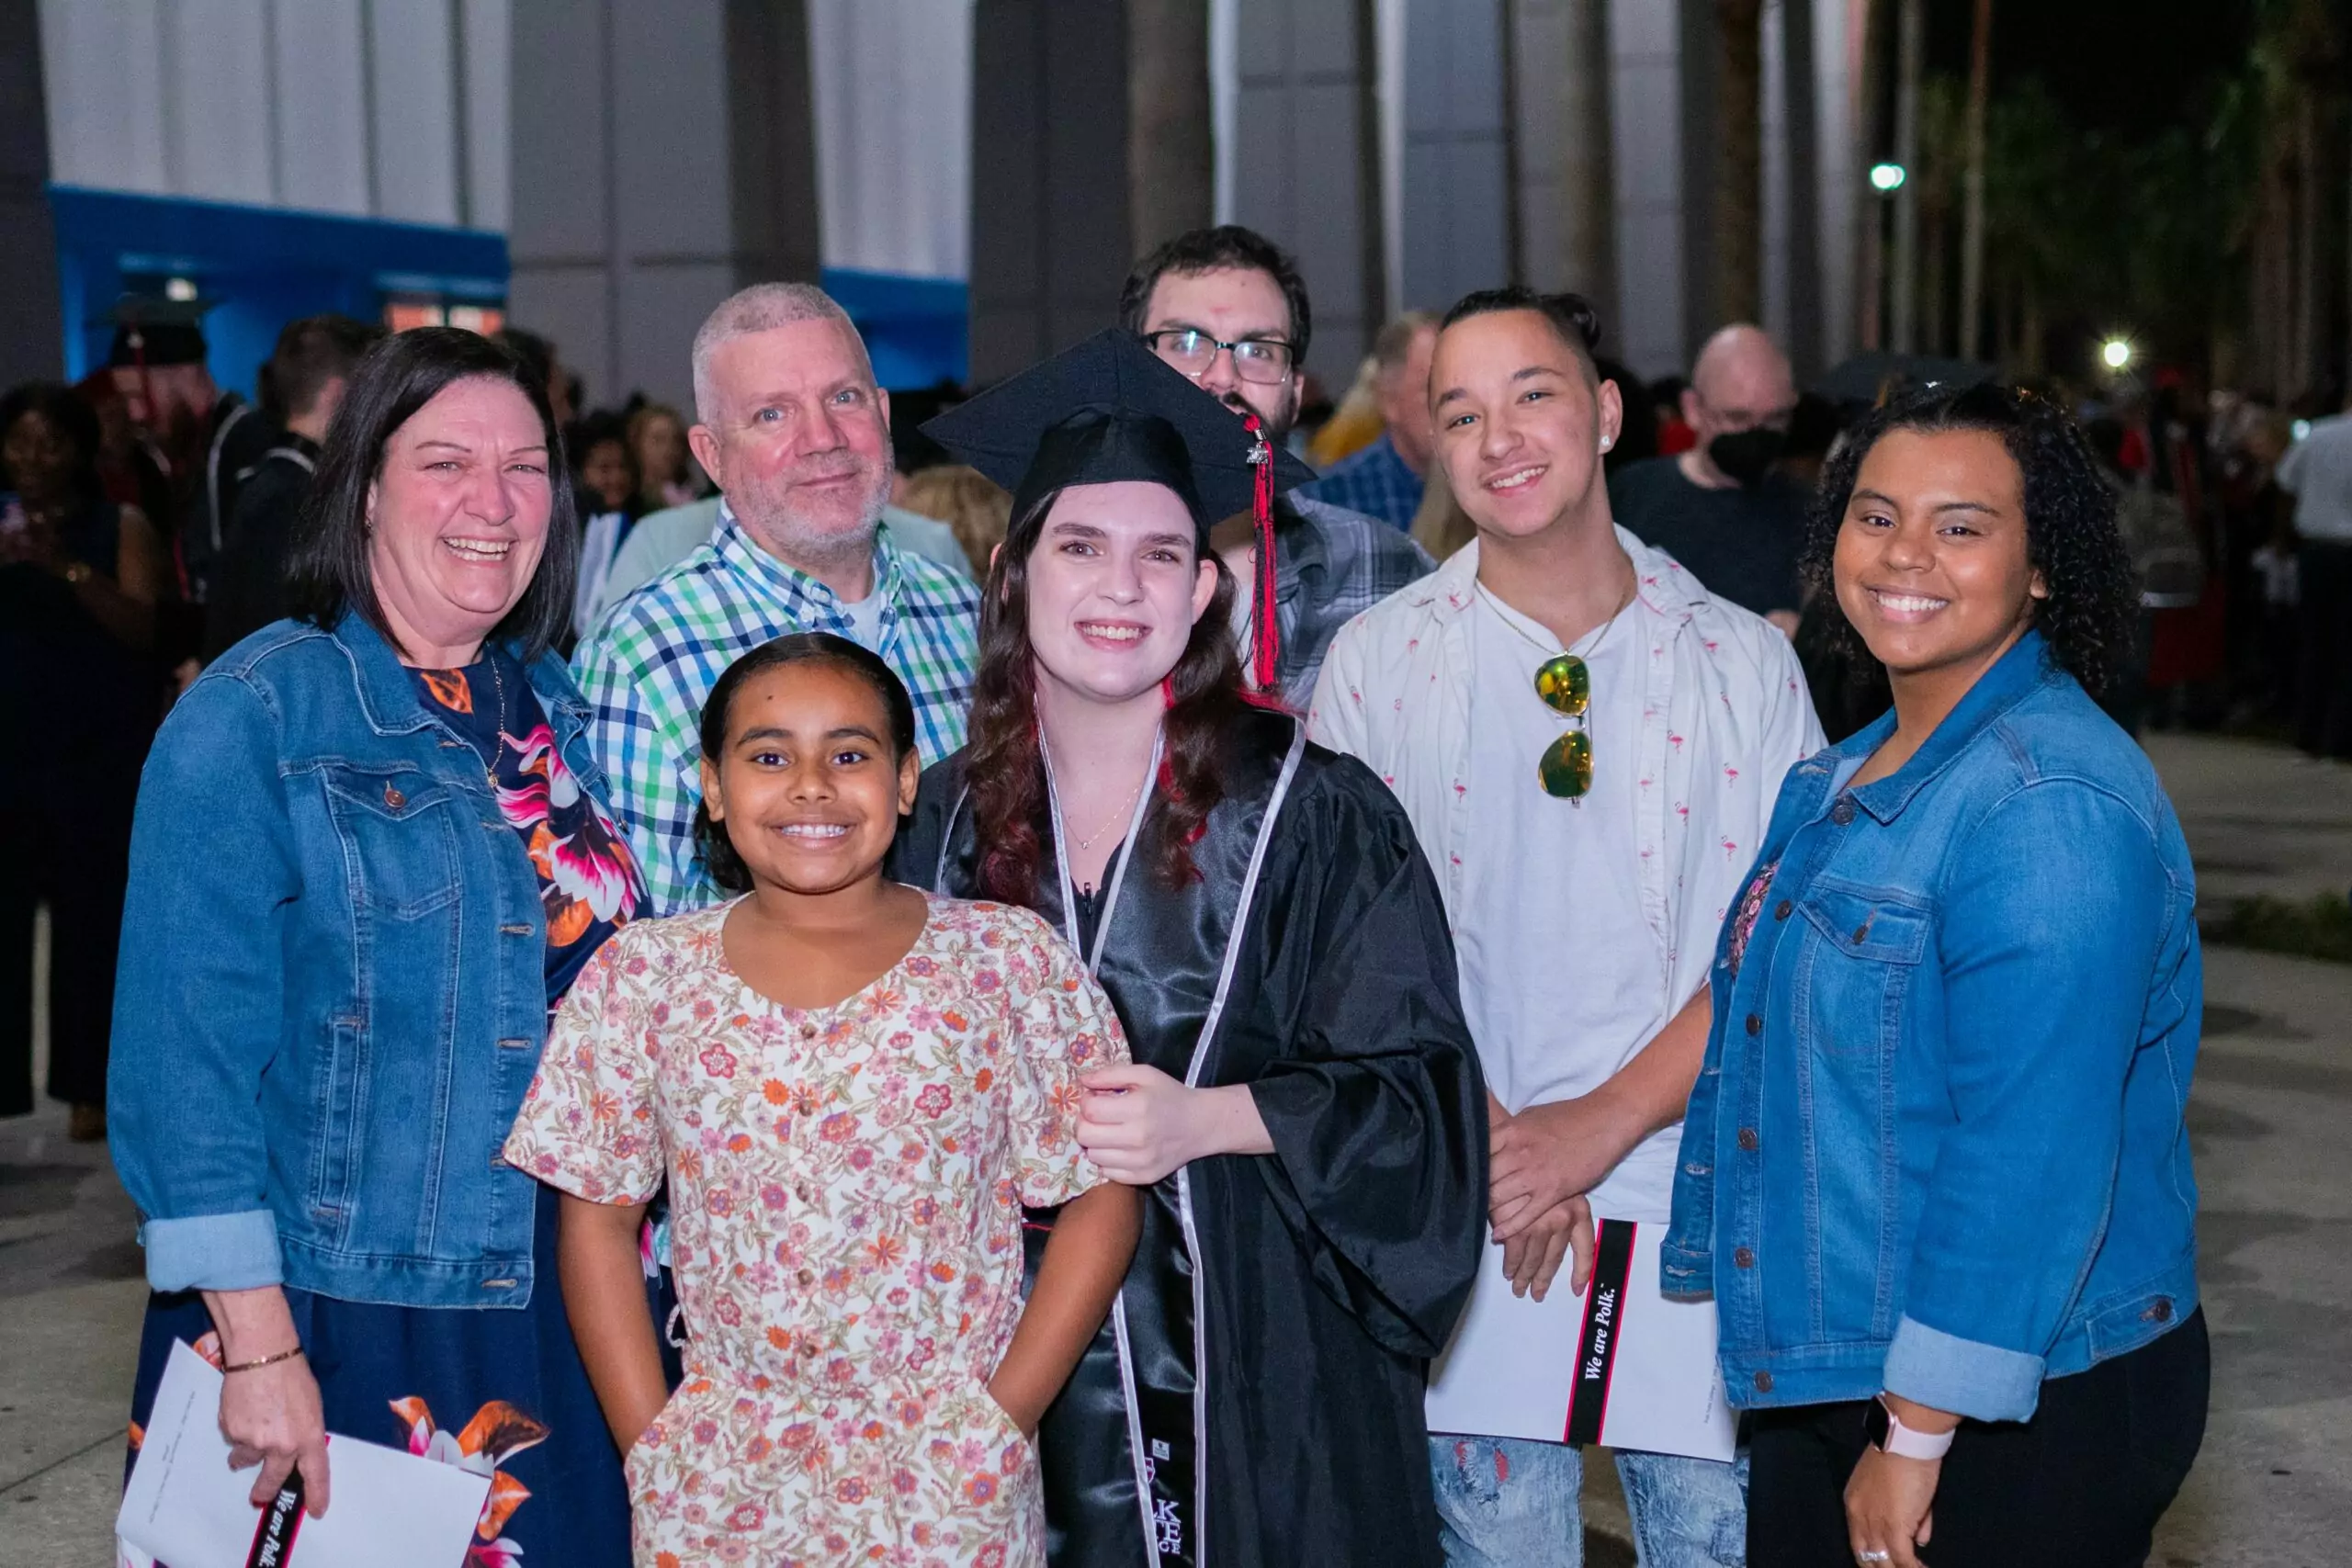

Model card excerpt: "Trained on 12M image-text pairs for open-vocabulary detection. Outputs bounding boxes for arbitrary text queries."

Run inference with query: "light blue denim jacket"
[108,614,616,1309]
[1662,632,2201,1422]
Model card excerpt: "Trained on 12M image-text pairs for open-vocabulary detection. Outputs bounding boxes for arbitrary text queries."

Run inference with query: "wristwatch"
[1865,1393,1955,1461]
[62,560,93,585]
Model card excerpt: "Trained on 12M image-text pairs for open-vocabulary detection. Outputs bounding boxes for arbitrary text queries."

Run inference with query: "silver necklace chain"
[1476,573,1637,664]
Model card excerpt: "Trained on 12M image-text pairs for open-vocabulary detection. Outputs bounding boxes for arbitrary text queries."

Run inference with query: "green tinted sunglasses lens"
[1539,729,1594,798]
[1534,653,1590,716]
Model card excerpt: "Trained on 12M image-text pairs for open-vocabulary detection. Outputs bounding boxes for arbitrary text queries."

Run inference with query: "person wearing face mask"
[1609,324,1806,635]
[899,329,1488,1567]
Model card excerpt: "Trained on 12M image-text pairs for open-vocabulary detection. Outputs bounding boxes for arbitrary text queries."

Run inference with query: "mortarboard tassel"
[1243,412,1279,694]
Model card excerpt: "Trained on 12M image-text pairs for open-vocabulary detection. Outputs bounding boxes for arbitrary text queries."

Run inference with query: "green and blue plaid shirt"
[573,503,980,913]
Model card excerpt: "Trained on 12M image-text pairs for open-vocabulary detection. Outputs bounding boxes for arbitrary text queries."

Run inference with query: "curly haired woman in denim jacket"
[108,330,644,1564]
[1664,384,2206,1568]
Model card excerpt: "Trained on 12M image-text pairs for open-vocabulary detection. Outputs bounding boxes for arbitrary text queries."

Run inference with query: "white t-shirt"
[2278,413,2352,543]
[840,586,888,651]
[1457,588,1679,1221]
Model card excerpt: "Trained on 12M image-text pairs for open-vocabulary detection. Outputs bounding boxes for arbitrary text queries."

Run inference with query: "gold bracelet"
[222,1345,306,1374]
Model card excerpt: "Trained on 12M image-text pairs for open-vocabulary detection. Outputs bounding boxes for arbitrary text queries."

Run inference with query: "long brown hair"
[966,489,1250,905]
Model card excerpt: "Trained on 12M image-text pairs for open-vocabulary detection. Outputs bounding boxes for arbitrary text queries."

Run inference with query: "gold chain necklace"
[1069,775,1146,854]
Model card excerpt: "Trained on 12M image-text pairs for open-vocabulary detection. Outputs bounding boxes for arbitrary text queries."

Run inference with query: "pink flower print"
[698,1043,738,1079]
[915,1083,953,1119]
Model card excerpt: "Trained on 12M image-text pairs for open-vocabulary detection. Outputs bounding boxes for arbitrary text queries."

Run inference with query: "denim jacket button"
[1737,1127,1759,1151]
[2145,1296,2174,1323]
[1744,1013,1762,1037]
[1852,923,1871,943]
[1773,899,1792,920]
[1753,1371,1773,1393]
[382,783,405,808]
[1830,796,1857,826]
[1734,1246,1756,1269]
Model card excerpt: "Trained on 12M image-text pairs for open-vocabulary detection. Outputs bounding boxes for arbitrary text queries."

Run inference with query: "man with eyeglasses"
[1609,323,1806,635]
[1120,225,1432,707]
[1312,289,1821,1568]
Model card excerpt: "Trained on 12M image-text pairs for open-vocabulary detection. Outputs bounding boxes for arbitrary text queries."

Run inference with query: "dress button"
[383,783,405,808]
[799,1023,818,1040]
[1737,1127,1759,1152]
[1753,1371,1774,1393]
[1773,899,1792,920]
[1745,1013,1762,1037]
[1830,796,1857,826]
[1734,1246,1756,1269]
[796,1269,815,1289]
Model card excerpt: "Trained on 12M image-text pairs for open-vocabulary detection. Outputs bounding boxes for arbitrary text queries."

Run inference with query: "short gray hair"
[689,283,866,423]
[1372,310,1439,374]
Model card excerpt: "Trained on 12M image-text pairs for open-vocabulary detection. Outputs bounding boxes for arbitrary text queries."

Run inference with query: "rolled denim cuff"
[1881,1313,2045,1423]
[139,1209,284,1292]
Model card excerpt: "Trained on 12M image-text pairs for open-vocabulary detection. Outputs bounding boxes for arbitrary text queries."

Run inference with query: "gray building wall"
[1227,0,1385,384]
[505,0,820,413]
[1396,0,1510,317]
[0,0,61,388]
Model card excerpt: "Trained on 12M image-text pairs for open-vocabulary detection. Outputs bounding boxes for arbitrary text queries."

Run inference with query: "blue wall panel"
[49,186,508,399]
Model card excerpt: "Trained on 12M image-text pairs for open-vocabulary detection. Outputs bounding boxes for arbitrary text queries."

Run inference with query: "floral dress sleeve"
[503,930,665,1204]
[1003,912,1130,1208]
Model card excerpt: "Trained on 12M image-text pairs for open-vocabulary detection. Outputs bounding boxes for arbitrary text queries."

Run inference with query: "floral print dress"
[505,893,1126,1567]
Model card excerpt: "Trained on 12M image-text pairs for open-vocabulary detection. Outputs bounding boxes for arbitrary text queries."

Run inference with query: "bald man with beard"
[1609,324,1805,635]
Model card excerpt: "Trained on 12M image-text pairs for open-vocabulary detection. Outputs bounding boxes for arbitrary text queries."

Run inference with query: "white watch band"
[1876,1395,1956,1461]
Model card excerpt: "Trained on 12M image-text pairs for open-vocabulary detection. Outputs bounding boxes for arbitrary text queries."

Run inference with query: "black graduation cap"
[922,328,1317,689]
[95,294,218,368]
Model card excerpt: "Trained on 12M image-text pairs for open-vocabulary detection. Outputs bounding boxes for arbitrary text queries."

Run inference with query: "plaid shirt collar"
[710,499,912,644]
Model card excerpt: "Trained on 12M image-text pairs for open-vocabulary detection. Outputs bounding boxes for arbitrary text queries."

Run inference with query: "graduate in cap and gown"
[894,330,1487,1568]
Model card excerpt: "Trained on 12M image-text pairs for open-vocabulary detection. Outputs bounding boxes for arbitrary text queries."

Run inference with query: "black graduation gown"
[890,707,1488,1568]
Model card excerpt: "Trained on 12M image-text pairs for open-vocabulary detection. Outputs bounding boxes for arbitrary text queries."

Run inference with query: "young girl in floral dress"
[504,633,1140,1566]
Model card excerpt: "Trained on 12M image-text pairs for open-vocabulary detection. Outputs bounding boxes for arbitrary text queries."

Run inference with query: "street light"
[2101,338,2132,371]
[1870,162,1907,193]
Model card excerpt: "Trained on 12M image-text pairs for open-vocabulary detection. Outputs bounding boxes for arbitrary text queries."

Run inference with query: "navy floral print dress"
[126,648,644,1568]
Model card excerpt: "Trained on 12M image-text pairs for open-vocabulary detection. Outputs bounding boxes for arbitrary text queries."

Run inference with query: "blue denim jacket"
[1662,632,2201,1422]
[109,615,617,1309]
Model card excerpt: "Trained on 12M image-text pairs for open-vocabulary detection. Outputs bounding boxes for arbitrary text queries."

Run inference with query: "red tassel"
[1241,413,1280,694]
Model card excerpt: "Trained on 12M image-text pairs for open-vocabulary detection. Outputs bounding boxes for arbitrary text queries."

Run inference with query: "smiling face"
[1430,309,1622,542]
[1833,426,2046,686]
[1023,480,1218,708]
[699,660,920,897]
[689,318,894,567]
[365,375,554,665]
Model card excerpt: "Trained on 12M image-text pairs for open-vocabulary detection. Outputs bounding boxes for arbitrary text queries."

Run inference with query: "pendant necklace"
[482,652,514,791]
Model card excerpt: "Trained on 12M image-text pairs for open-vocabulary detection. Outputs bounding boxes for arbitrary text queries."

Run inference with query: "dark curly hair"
[1803,381,2136,697]
[1118,225,1312,364]
[692,633,918,895]
[964,488,1248,907]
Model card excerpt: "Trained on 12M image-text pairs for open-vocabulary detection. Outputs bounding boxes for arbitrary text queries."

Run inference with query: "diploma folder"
[1426,1217,1737,1462]
[116,1339,492,1568]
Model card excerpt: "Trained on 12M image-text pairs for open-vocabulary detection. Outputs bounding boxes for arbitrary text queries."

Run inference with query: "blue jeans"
[1430,1436,1747,1567]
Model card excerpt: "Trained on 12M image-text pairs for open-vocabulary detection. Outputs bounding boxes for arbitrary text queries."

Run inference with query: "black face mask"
[1708,427,1786,488]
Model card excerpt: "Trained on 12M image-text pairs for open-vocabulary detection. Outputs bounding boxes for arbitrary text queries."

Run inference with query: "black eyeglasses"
[1142,329,1296,385]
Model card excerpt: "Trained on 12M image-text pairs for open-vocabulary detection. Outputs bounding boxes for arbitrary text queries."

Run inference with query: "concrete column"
[1128,0,1214,258]
[0,0,62,387]
[506,0,820,412]
[967,0,1132,383]
[1511,0,1619,328]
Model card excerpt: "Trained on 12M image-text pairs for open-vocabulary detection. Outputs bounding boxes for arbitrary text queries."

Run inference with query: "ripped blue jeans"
[1430,1436,1748,1567]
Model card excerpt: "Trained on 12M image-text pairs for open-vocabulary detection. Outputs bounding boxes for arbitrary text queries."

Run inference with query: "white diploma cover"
[117,1339,492,1568]
[1427,1217,1737,1462]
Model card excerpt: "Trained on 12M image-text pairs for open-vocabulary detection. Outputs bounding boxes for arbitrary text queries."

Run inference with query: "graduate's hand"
[1078,1066,1272,1184]
[1487,1092,1635,1243]
[1498,1194,1593,1301]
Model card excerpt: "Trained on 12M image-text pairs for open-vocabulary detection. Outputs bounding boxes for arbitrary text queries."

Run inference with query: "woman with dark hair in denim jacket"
[108,329,643,1564]
[1664,384,2206,1568]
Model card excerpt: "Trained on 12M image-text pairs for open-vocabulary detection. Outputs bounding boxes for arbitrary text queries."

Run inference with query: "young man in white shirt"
[1311,288,1824,1567]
